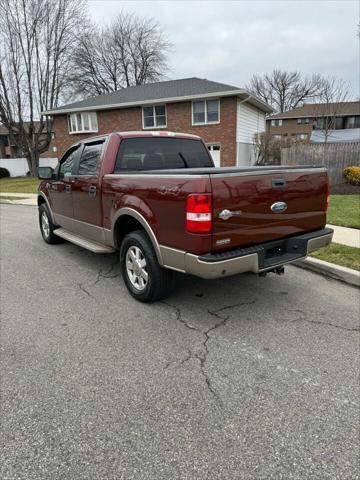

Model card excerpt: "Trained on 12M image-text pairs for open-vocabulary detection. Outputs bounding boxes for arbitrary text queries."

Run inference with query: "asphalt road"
[1,204,359,480]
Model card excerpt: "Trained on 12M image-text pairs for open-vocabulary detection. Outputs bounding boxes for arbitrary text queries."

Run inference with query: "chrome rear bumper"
[160,228,333,279]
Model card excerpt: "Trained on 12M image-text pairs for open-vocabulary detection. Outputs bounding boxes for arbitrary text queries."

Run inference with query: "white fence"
[0,157,58,177]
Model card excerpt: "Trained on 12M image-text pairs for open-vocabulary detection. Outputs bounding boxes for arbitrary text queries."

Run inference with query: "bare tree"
[247,69,325,113]
[253,132,306,165]
[0,0,84,175]
[70,12,171,97]
[312,77,350,144]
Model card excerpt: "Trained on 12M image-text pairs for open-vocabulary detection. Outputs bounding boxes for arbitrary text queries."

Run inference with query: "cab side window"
[59,147,79,180]
[77,141,104,176]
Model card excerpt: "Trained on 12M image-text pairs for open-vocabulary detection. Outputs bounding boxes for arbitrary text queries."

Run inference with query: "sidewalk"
[0,192,37,206]
[0,192,38,198]
[327,224,360,248]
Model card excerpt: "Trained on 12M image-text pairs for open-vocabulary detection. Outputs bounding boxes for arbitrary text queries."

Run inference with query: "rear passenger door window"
[77,140,104,176]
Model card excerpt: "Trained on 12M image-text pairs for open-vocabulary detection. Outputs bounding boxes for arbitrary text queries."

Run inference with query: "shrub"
[343,166,360,186]
[0,167,10,178]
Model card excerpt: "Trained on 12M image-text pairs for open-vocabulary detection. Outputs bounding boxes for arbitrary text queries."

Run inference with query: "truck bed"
[103,165,328,254]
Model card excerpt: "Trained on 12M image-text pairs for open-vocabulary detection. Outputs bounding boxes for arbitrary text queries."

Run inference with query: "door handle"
[272,178,286,189]
[65,184,71,193]
[89,185,97,198]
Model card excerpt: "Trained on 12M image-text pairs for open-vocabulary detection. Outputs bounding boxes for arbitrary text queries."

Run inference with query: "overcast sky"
[89,0,359,97]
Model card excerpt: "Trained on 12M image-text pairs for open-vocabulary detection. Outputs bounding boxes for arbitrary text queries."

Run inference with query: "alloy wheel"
[41,212,50,238]
[125,245,149,291]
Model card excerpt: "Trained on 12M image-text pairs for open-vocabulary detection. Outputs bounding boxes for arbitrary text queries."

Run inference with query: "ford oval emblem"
[271,201,287,213]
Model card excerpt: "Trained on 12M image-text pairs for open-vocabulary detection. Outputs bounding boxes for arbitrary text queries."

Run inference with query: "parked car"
[38,131,333,302]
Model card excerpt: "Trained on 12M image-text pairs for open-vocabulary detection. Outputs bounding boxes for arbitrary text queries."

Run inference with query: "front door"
[71,139,105,242]
[49,145,80,222]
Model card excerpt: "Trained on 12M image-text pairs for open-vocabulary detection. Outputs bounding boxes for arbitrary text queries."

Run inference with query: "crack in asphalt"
[76,257,119,299]
[288,309,360,332]
[194,352,221,402]
[94,256,119,285]
[161,301,200,332]
[78,283,94,298]
[180,348,193,365]
[162,299,257,403]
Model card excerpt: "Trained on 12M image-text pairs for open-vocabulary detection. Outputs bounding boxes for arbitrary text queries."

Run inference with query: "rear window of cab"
[114,137,213,172]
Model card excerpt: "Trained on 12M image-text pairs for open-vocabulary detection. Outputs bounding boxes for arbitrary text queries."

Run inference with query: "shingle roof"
[268,101,360,120]
[42,77,272,115]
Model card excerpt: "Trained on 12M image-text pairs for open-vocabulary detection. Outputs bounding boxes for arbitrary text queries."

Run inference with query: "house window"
[68,112,98,134]
[335,117,344,129]
[142,105,167,128]
[271,119,282,126]
[272,134,282,140]
[296,133,308,140]
[192,99,220,125]
[346,116,360,129]
[315,118,332,130]
[297,118,309,125]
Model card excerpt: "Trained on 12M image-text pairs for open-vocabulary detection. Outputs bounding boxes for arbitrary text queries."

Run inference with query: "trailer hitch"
[259,266,285,277]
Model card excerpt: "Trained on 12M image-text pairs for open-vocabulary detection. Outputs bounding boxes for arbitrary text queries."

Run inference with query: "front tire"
[120,230,175,302]
[39,203,60,244]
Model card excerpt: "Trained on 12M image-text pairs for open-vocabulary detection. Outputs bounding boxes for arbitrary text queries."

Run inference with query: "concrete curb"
[0,193,37,205]
[0,192,38,198]
[294,257,360,288]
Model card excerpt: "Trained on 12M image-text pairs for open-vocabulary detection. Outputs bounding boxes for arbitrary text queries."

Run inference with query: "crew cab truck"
[38,131,333,302]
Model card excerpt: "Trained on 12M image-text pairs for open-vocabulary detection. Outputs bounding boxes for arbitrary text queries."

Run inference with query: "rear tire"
[39,203,60,244]
[120,230,175,302]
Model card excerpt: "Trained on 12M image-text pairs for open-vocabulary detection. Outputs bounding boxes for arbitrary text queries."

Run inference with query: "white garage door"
[207,144,221,167]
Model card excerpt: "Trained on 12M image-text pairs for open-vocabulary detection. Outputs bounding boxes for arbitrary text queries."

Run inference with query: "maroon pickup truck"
[38,131,333,302]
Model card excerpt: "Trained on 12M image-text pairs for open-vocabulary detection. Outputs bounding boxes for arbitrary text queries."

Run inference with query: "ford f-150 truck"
[38,131,333,302]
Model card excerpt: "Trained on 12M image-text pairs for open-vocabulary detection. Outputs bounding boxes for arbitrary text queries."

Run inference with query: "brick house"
[43,77,272,167]
[267,101,360,142]
[0,122,58,159]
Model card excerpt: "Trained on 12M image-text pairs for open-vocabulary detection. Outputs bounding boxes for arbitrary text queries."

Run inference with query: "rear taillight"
[324,180,330,212]
[186,194,212,233]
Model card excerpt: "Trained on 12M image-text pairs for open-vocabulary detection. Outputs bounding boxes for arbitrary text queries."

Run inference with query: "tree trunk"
[26,150,39,177]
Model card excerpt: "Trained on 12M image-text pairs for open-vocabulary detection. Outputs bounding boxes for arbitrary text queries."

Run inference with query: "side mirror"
[38,166,54,180]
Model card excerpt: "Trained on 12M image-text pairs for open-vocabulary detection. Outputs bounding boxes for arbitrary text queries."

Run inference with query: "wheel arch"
[112,208,163,265]
[37,192,56,224]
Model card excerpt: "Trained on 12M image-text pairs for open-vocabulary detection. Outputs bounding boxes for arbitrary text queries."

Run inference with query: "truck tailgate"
[210,168,328,251]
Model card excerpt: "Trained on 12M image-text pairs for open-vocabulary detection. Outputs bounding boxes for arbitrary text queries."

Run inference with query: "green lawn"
[328,195,360,229]
[0,177,39,193]
[311,243,360,271]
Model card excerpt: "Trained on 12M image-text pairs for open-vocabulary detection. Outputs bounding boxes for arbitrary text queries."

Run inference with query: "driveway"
[1,204,359,480]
